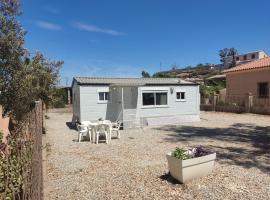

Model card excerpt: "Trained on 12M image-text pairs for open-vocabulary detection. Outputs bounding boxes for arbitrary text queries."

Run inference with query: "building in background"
[224,50,268,68]
[223,56,270,99]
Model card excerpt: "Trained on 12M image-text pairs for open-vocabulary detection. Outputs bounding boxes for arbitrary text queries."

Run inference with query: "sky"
[19,0,270,85]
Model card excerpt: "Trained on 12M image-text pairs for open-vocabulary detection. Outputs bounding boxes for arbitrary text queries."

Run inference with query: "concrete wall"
[226,68,270,98]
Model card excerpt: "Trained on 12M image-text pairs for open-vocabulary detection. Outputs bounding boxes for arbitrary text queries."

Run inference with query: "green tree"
[141,70,150,78]
[152,72,170,78]
[0,0,26,118]
[227,48,238,68]
[219,48,238,68]
[0,0,63,120]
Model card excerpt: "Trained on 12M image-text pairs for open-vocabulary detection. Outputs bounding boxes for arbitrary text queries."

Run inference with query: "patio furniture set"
[76,120,122,144]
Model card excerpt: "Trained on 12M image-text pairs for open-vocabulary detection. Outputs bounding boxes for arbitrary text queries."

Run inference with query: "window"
[251,54,256,59]
[142,93,154,106]
[258,82,269,98]
[236,57,239,61]
[243,55,247,60]
[142,91,168,107]
[176,91,186,101]
[98,92,109,102]
[156,92,168,105]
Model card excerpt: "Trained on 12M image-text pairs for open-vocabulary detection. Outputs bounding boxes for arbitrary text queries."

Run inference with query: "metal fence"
[0,101,43,200]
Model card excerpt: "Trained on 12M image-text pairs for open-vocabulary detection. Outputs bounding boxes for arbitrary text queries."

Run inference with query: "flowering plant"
[172,146,210,160]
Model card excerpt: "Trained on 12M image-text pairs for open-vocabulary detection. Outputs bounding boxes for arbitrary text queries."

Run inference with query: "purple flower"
[192,146,209,157]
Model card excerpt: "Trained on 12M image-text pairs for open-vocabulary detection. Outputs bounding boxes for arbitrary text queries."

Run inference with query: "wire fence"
[0,101,43,200]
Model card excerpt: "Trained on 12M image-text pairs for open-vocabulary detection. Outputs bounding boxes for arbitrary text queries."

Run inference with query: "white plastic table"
[88,121,112,144]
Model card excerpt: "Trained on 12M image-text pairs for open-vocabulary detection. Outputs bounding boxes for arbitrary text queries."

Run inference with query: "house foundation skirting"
[141,114,200,127]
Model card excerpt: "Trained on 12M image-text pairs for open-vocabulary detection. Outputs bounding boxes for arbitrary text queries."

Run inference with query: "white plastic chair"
[111,120,122,139]
[102,120,113,142]
[77,124,89,143]
[96,124,110,144]
[81,121,91,126]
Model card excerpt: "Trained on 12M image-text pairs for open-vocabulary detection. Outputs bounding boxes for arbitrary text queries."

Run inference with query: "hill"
[152,63,223,81]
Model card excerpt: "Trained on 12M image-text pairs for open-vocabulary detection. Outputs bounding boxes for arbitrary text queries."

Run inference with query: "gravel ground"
[44,109,270,200]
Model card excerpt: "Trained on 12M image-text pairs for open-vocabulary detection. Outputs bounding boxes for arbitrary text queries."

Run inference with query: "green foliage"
[141,70,151,78]
[152,72,171,78]
[172,147,191,160]
[200,81,225,98]
[200,85,210,98]
[219,47,238,68]
[49,88,67,108]
[0,0,63,120]
[0,129,32,199]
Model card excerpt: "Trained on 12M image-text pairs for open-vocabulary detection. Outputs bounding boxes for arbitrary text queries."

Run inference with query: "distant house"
[71,77,200,129]
[224,50,268,68]
[223,57,270,99]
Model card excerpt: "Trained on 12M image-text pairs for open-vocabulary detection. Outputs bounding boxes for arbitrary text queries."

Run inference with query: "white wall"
[77,84,200,124]
[137,85,200,118]
[79,85,109,121]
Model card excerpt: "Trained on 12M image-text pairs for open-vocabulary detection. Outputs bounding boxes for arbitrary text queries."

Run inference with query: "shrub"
[52,99,66,108]
[172,147,210,160]
[172,148,191,160]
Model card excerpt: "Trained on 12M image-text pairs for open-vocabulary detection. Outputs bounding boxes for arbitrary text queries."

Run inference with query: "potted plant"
[166,147,216,183]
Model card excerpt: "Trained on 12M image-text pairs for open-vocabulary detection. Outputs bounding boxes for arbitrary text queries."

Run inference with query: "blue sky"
[20,0,270,85]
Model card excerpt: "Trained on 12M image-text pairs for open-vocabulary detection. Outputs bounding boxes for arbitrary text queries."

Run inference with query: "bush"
[49,88,67,108]
[52,99,66,108]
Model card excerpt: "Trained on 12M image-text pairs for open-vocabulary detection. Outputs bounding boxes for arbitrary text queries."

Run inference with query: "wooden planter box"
[166,152,216,183]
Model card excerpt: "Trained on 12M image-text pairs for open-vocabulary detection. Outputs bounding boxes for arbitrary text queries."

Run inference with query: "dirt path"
[44,109,270,200]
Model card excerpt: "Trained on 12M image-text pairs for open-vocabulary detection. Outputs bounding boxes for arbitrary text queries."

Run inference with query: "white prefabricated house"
[72,77,200,129]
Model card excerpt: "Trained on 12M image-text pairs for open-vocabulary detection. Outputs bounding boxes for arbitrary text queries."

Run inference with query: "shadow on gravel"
[159,173,181,185]
[156,123,270,173]
[66,122,77,130]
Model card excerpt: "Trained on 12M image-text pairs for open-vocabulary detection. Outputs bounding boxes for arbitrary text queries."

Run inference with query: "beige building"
[223,56,270,99]
[224,50,268,68]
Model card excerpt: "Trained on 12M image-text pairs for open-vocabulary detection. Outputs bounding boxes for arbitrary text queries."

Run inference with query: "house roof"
[223,56,270,73]
[73,77,198,86]
[206,74,226,80]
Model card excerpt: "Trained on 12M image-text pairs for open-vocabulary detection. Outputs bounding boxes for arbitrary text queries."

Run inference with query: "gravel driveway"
[44,109,270,200]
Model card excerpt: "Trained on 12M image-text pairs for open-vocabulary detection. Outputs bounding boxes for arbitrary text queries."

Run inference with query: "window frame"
[141,90,169,108]
[97,90,110,103]
[258,82,269,98]
[176,90,186,102]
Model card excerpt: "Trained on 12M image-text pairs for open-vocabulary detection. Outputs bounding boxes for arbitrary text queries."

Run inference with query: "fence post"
[213,94,218,111]
[247,93,253,113]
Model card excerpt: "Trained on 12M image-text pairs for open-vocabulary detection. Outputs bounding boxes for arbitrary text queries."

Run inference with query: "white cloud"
[73,22,126,36]
[35,21,62,31]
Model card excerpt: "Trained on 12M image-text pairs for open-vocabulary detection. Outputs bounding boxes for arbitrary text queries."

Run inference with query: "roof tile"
[223,57,270,73]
